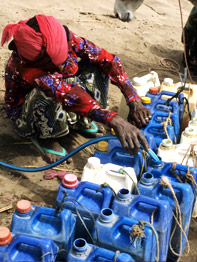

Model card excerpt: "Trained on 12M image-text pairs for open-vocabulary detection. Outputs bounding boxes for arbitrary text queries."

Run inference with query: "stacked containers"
[91,208,158,262]
[67,238,134,262]
[145,89,184,124]
[140,89,184,145]
[56,173,114,241]
[94,138,148,176]
[0,227,58,262]
[146,158,197,194]
[11,199,76,252]
[111,188,173,262]
[81,156,137,194]
[137,172,194,261]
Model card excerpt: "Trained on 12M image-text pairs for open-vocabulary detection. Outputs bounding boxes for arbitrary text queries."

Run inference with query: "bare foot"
[38,138,67,163]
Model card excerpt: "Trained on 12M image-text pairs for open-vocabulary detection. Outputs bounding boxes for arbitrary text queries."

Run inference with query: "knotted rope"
[160,176,190,258]
[161,112,172,140]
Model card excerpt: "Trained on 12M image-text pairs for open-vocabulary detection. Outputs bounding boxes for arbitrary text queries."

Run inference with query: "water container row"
[92,137,197,261]
[2,174,172,262]
[0,199,134,262]
[56,173,195,262]
[2,168,195,262]
[158,117,197,167]
[141,89,184,145]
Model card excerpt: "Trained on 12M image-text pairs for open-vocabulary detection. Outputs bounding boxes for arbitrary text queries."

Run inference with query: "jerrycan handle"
[77,181,110,194]
[156,104,172,112]
[13,235,53,254]
[75,182,113,209]
[168,162,194,173]
[115,152,134,160]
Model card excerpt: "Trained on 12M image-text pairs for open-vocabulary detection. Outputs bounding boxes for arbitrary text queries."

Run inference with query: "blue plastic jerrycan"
[142,92,180,117]
[91,208,158,262]
[11,199,76,251]
[67,238,134,262]
[56,173,114,242]
[146,158,197,195]
[0,227,58,262]
[93,135,156,176]
[137,172,194,261]
[145,89,184,123]
[150,111,180,142]
[141,122,176,146]
[111,188,173,262]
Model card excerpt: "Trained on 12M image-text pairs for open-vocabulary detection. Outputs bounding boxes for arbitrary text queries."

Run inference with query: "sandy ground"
[0,0,197,261]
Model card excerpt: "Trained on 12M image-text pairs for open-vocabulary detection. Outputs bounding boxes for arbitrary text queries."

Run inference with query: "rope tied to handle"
[185,166,197,192]
[130,220,160,262]
[161,112,173,140]
[96,182,116,195]
[113,250,120,262]
[172,162,183,183]
[181,144,197,168]
[160,176,190,258]
[172,162,197,192]
[130,221,145,246]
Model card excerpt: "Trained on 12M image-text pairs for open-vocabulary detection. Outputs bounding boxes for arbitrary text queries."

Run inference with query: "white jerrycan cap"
[161,139,173,148]
[132,77,143,86]
[184,127,196,136]
[163,78,173,85]
[86,157,101,169]
[190,117,197,126]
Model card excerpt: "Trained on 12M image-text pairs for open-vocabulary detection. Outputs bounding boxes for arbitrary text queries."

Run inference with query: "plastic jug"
[118,71,160,120]
[141,122,176,146]
[111,188,173,262]
[145,89,185,124]
[147,111,180,143]
[56,173,114,242]
[11,199,76,251]
[159,78,197,130]
[91,208,158,262]
[157,138,197,167]
[180,126,197,145]
[137,172,194,261]
[0,227,58,262]
[132,71,160,97]
[67,238,134,262]
[93,137,156,177]
[81,157,137,194]
[188,117,197,132]
[146,156,197,191]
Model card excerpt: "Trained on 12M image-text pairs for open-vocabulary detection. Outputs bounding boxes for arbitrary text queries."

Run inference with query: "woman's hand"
[109,115,149,155]
[128,99,152,128]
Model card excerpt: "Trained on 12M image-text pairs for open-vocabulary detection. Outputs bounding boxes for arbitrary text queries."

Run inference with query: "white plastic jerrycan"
[158,138,197,167]
[180,126,197,145]
[188,117,197,133]
[118,71,160,120]
[81,157,137,194]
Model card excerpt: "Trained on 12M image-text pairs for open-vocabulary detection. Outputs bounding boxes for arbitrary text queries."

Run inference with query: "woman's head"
[1,14,68,67]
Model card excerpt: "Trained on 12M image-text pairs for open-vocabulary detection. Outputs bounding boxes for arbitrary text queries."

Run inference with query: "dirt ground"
[0,0,197,261]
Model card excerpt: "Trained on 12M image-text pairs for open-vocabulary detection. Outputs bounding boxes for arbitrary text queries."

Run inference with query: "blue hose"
[0,134,158,172]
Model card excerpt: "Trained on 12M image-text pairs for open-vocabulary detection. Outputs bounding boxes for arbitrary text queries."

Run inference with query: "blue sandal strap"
[80,121,99,133]
[41,146,66,157]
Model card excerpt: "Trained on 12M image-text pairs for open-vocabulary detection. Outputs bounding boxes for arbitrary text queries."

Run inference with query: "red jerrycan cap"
[149,87,159,94]
[0,227,12,245]
[16,199,31,214]
[62,173,78,188]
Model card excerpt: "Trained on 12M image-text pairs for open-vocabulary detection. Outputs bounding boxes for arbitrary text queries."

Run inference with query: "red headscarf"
[1,14,68,66]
